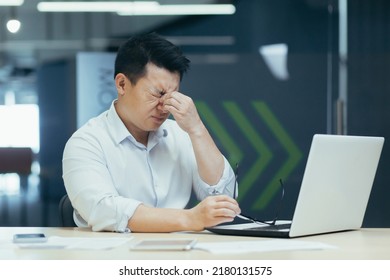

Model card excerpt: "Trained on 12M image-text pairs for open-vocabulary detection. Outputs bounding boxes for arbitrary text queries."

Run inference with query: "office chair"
[59,194,77,227]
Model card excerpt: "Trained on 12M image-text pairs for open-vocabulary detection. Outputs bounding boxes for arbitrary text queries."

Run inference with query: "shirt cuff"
[116,200,143,233]
[204,157,235,197]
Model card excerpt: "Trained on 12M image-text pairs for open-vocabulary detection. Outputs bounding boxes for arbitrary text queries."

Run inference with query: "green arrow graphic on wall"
[195,101,243,164]
[196,101,302,209]
[223,101,273,201]
[252,101,302,210]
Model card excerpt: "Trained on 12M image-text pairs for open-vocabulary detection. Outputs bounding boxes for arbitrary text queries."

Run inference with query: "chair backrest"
[59,194,77,227]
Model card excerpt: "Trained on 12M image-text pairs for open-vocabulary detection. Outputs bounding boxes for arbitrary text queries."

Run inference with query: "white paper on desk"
[194,240,337,254]
[18,236,132,250]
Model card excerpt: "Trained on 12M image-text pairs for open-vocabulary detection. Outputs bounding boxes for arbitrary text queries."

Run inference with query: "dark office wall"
[348,0,390,227]
[37,59,76,202]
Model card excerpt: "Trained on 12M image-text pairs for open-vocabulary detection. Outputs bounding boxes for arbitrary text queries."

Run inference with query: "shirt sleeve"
[192,156,237,200]
[62,134,140,233]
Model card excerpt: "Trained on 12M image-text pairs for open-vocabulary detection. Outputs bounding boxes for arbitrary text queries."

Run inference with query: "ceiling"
[0,0,226,76]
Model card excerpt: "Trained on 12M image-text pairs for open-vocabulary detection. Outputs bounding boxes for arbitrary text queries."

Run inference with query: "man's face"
[117,63,180,139]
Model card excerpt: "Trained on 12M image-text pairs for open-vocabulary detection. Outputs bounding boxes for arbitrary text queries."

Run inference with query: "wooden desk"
[0,227,389,260]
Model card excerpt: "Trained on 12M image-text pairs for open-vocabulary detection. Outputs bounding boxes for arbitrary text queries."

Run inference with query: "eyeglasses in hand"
[233,163,286,226]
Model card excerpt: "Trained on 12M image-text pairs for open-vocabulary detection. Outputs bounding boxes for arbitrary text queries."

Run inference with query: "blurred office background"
[0,0,389,227]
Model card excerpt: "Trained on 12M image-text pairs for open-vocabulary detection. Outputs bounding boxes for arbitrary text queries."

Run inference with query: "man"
[62,32,240,232]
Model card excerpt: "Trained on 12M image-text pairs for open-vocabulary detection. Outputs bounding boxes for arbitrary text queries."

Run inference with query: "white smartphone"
[131,239,197,251]
[13,233,47,243]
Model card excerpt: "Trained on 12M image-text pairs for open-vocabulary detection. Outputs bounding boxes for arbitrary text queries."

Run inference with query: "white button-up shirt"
[62,101,235,232]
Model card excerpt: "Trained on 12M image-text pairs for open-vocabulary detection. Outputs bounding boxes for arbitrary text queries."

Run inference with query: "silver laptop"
[207,134,385,238]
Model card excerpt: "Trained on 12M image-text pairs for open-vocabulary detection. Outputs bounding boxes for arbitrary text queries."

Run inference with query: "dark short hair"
[114,32,190,84]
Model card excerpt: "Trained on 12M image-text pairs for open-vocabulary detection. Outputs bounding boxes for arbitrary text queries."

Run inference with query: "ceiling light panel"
[119,4,237,16]
[0,0,24,6]
[37,1,159,12]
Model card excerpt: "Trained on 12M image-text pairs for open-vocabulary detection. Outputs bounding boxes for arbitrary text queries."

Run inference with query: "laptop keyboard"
[247,223,291,231]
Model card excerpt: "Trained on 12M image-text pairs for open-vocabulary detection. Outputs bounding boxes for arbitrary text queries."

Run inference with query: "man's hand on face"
[160,91,205,135]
